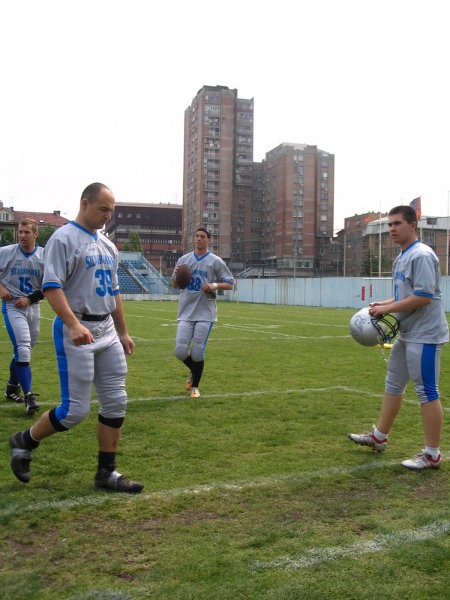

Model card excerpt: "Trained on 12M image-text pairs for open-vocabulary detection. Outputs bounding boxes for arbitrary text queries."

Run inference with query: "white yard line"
[254,520,450,570]
[1,386,448,410]
[0,456,420,518]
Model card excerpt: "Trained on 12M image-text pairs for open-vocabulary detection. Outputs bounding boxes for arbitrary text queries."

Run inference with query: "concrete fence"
[231,276,450,311]
[121,276,450,312]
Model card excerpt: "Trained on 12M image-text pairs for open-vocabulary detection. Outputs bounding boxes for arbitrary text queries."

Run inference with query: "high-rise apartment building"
[183,86,335,275]
[183,85,254,265]
[262,143,335,275]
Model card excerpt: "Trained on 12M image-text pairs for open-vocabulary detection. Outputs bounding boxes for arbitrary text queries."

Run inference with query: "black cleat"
[24,392,40,415]
[9,432,33,483]
[94,468,144,494]
[5,384,24,403]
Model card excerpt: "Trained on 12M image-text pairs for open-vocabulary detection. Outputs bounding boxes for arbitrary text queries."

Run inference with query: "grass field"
[0,300,449,600]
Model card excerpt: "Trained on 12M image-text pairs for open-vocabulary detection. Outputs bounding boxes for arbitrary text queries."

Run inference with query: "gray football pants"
[174,320,214,362]
[52,316,128,429]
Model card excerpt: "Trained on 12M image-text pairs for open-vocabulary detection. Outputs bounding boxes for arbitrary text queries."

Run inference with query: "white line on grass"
[220,323,349,339]
[0,457,420,518]
[254,520,450,570]
[0,386,448,410]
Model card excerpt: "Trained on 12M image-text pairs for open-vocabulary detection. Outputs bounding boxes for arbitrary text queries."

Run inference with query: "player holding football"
[349,205,448,470]
[173,227,234,398]
[0,218,44,414]
[9,183,143,493]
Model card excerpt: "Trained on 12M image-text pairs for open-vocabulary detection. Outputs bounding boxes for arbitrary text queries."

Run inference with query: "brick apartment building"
[183,85,254,268]
[333,213,450,276]
[183,86,335,275]
[104,202,182,275]
[262,143,335,276]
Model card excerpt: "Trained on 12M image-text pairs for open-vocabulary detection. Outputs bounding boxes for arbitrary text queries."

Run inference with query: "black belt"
[81,314,110,322]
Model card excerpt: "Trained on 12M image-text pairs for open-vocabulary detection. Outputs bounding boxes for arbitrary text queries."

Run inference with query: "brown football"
[175,263,192,289]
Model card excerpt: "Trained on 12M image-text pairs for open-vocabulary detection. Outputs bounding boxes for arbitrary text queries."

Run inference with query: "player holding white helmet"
[349,205,448,470]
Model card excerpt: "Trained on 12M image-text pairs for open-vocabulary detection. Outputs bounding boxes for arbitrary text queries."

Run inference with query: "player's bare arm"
[201,281,233,293]
[112,293,135,355]
[44,288,94,345]
[369,294,431,317]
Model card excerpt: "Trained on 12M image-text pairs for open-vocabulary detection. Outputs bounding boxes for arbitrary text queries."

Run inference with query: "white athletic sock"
[373,427,387,441]
[424,446,440,459]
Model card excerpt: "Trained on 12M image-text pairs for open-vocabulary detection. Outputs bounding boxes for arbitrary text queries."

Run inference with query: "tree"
[0,227,15,246]
[37,224,56,247]
[122,230,143,252]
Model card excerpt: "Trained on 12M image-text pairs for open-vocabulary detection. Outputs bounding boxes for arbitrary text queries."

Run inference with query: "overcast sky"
[1,0,449,231]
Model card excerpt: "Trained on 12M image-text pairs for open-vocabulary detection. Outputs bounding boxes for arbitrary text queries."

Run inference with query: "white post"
[447,190,449,276]
[378,207,382,276]
[343,230,347,277]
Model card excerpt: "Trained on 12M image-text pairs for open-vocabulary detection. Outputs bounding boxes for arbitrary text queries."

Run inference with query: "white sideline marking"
[0,385,448,410]
[220,323,348,339]
[254,520,450,570]
[0,457,413,518]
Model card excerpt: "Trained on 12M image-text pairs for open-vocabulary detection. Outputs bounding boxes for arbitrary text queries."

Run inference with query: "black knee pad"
[98,414,124,429]
[49,408,69,432]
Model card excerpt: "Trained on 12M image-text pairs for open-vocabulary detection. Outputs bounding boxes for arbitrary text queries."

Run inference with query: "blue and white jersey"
[174,251,234,322]
[43,221,120,316]
[0,244,44,298]
[392,240,448,343]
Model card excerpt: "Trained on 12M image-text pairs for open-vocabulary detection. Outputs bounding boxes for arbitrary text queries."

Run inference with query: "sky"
[1,0,449,232]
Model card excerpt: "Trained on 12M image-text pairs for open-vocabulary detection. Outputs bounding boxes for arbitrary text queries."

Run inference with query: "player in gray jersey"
[0,218,44,414]
[173,227,234,398]
[9,183,143,493]
[349,205,449,470]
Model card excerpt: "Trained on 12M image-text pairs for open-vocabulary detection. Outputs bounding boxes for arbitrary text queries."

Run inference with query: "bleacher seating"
[117,265,145,294]
[118,252,171,295]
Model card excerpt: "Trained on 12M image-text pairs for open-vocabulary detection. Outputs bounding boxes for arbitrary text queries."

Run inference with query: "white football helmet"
[349,307,399,347]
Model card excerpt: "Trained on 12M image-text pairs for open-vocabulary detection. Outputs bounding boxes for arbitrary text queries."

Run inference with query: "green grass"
[0,300,449,599]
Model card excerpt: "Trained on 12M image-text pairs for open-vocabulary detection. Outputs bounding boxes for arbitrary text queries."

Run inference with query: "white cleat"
[401,451,441,471]
[348,428,387,452]
[190,387,200,398]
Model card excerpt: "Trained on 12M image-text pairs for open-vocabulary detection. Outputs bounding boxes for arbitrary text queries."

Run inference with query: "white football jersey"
[174,251,234,322]
[43,221,120,316]
[0,244,44,297]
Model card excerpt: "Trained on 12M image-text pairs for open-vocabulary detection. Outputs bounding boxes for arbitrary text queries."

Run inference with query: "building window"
[320,215,328,221]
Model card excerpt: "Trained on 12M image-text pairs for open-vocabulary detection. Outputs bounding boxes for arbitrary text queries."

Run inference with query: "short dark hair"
[195,227,211,239]
[81,182,110,203]
[388,205,417,224]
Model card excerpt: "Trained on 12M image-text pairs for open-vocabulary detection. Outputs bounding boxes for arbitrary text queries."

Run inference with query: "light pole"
[447,190,449,276]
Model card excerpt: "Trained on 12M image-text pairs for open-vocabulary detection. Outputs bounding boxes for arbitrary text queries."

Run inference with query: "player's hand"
[70,323,95,345]
[202,283,217,293]
[0,289,12,300]
[14,297,31,308]
[369,304,388,317]
[120,334,135,355]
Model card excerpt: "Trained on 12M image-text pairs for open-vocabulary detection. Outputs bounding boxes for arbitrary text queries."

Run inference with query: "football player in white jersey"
[9,183,143,493]
[0,218,44,414]
[349,205,449,470]
[173,227,234,398]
